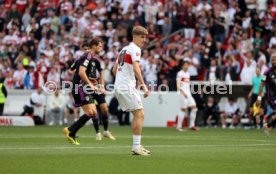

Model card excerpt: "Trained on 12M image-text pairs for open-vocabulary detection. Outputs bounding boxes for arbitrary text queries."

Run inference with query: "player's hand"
[101,88,107,96]
[90,84,99,92]
[144,90,149,98]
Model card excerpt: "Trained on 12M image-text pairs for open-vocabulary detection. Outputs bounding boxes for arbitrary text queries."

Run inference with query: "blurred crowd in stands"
[0,0,275,91]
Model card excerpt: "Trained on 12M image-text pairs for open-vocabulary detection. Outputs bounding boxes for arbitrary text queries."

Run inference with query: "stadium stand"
[0,0,275,127]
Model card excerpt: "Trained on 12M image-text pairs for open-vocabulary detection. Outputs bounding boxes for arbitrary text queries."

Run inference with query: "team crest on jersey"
[92,62,95,66]
[86,96,90,101]
[136,52,140,56]
[84,60,89,66]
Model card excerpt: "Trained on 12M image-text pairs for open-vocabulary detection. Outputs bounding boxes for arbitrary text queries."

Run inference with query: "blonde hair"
[132,26,148,36]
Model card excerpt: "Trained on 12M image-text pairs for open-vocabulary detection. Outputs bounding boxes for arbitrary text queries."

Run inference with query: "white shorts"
[114,87,143,112]
[180,95,196,109]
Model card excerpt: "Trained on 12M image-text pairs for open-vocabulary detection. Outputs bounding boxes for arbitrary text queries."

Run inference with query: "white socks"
[133,135,141,149]
[189,109,197,128]
[177,111,185,129]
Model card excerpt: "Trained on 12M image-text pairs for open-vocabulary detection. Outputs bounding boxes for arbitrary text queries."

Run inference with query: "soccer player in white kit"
[176,59,200,131]
[112,26,151,156]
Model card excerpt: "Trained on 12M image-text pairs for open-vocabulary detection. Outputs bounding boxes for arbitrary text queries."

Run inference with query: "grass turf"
[0,126,276,174]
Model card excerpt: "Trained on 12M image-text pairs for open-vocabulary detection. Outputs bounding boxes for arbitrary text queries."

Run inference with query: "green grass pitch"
[0,126,276,174]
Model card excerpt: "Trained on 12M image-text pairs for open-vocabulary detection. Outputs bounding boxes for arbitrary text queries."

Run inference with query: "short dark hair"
[229,97,235,102]
[89,38,103,47]
[82,42,89,48]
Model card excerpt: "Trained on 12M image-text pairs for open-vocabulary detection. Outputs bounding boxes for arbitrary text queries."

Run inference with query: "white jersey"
[176,70,192,96]
[114,42,141,89]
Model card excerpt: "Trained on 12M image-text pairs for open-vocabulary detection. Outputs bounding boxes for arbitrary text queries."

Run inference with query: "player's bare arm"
[112,62,118,77]
[133,61,149,98]
[256,81,265,106]
[248,87,253,99]
[98,71,106,95]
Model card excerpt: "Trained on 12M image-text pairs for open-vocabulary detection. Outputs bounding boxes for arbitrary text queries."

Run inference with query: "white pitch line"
[0,144,275,151]
[0,134,270,139]
[0,135,272,143]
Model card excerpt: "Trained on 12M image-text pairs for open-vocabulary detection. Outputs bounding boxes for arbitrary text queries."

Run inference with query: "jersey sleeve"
[79,53,90,68]
[69,60,77,71]
[130,47,141,62]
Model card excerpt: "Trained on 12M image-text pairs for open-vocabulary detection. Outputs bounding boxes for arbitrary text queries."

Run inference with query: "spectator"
[220,97,240,129]
[48,89,64,126]
[49,9,60,34]
[7,4,20,22]
[109,96,130,126]
[211,9,226,43]
[240,52,257,84]
[257,50,269,74]
[64,92,79,125]
[47,67,60,87]
[202,33,217,68]
[183,5,196,40]
[144,57,158,90]
[242,10,251,30]
[196,0,212,12]
[13,63,27,89]
[22,8,31,30]
[162,17,172,38]
[102,57,114,87]
[238,31,254,55]
[186,50,200,80]
[23,86,45,125]
[204,96,220,127]
[197,10,211,38]
[223,54,240,81]
[205,59,221,81]
[24,64,35,89]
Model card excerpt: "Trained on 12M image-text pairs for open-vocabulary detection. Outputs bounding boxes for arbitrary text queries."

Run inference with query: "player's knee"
[191,108,198,112]
[140,113,144,120]
[138,110,145,120]
[102,109,109,116]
